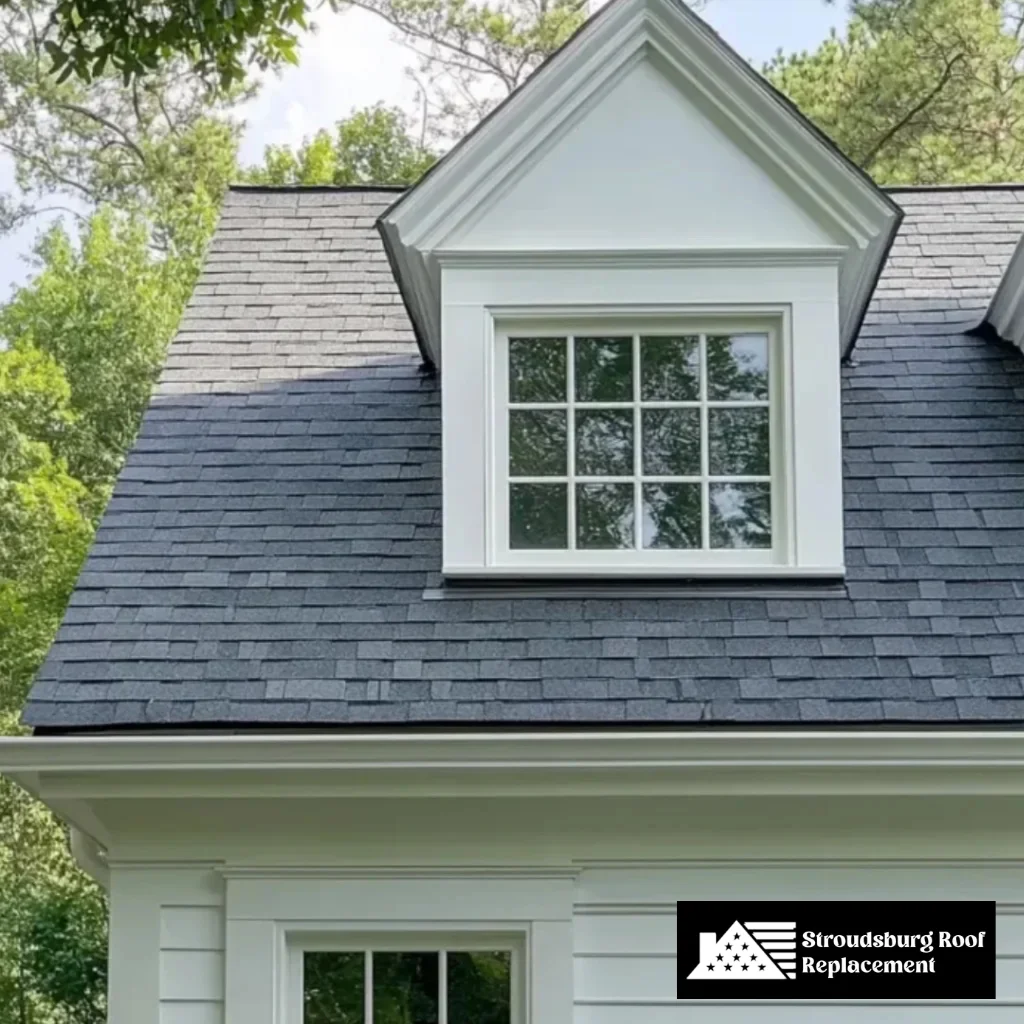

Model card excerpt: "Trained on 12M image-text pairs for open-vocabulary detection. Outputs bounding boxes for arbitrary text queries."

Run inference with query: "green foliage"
[0,711,107,1024]
[28,0,316,88]
[1,213,195,493]
[0,2,247,242]
[245,104,437,185]
[767,0,1024,184]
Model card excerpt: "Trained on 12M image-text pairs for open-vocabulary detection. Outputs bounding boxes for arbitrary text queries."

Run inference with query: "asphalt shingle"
[21,183,1024,729]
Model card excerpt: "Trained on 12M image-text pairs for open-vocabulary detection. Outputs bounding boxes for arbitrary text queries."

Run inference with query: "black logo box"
[677,902,995,1000]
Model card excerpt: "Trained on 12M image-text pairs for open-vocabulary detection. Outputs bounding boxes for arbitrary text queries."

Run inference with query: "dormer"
[378,0,901,579]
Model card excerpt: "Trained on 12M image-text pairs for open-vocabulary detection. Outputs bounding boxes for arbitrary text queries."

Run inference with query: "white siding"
[573,865,1024,1023]
[107,869,224,1024]
[160,898,224,1024]
[448,60,834,251]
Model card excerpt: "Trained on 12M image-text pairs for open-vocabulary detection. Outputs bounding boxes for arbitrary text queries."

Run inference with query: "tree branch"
[50,101,148,164]
[857,52,967,169]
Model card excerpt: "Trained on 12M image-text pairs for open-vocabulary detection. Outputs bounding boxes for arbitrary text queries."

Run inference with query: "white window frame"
[287,930,526,1024]
[488,312,794,573]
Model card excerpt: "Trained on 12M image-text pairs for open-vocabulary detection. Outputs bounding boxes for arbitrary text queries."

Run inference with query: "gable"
[449,58,834,251]
[380,0,901,364]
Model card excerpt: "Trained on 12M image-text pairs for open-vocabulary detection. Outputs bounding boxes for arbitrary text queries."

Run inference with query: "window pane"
[509,410,566,476]
[304,951,364,1024]
[509,337,566,403]
[510,484,567,548]
[575,336,633,402]
[448,952,511,1024]
[708,407,770,477]
[640,335,699,401]
[577,483,634,549]
[710,482,772,549]
[642,483,701,549]
[373,953,439,1024]
[642,408,700,476]
[707,333,769,401]
[575,409,633,476]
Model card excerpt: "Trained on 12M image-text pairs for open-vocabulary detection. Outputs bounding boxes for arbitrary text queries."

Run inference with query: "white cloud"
[238,8,420,164]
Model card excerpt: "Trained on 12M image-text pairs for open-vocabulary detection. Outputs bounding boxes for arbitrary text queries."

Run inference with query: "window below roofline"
[485,315,794,575]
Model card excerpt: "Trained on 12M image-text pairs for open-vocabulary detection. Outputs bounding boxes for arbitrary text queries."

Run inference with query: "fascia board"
[7,731,1024,799]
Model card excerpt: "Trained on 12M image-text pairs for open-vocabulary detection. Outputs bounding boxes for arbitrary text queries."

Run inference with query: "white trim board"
[10,730,1024,801]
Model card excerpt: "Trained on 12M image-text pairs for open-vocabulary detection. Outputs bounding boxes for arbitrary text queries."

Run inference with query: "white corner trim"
[7,730,1024,799]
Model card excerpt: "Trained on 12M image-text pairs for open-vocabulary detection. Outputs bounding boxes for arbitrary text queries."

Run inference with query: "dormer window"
[499,324,783,566]
[378,0,901,580]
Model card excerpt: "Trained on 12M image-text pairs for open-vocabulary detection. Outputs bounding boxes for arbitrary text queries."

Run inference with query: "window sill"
[442,563,845,580]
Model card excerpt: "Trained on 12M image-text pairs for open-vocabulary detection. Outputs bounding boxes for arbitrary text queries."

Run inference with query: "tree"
[768,0,1024,184]
[6,0,317,88]
[244,104,437,185]
[0,212,197,496]
[0,1,246,252]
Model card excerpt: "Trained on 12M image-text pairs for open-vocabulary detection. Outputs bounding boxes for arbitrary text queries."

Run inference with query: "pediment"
[446,57,835,252]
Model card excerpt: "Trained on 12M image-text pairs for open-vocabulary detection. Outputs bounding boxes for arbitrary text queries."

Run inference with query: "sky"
[0,0,848,295]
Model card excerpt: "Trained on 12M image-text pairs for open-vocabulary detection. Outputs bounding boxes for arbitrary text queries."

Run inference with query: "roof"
[21,183,1024,731]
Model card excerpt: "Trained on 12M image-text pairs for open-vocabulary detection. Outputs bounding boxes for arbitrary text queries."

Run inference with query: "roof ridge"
[228,184,408,194]
[885,182,1024,194]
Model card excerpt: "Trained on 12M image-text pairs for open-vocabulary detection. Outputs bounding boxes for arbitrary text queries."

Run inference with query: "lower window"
[303,949,512,1024]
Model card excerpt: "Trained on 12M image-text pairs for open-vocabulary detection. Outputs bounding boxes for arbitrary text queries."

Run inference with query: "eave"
[6,730,1024,804]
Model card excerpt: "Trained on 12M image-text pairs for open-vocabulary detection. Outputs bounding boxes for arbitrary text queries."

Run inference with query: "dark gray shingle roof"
[22,184,1024,730]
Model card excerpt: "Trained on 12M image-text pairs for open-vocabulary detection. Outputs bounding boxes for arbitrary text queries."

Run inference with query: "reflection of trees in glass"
[509,410,566,475]
[710,483,771,549]
[640,336,699,401]
[575,337,632,401]
[505,331,774,552]
[510,483,567,548]
[575,409,633,476]
[642,408,700,476]
[708,408,769,477]
[373,954,439,1024]
[577,483,634,549]
[707,335,769,401]
[449,953,511,1024]
[642,484,701,549]
[303,951,511,1024]
[305,952,364,1024]
[509,338,566,402]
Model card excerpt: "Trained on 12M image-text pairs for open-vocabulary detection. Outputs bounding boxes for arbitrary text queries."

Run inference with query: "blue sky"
[0,0,848,295]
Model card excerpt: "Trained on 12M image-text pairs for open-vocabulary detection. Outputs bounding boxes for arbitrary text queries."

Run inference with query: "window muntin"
[303,949,512,1024]
[503,330,775,557]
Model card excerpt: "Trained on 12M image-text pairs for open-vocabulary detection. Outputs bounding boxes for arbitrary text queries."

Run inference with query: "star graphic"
[733,954,740,962]
[741,964,749,972]
[715,954,723,962]
[758,964,766,972]
[733,933,741,941]
[707,964,715,972]
[723,964,732,972]
[741,943,749,950]
[724,943,732,951]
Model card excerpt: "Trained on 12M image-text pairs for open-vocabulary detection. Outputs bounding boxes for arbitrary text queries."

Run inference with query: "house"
[7,0,1024,1019]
